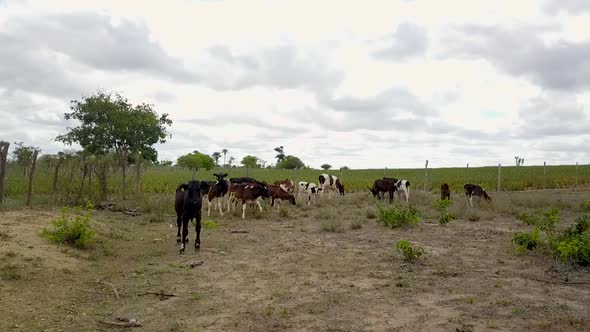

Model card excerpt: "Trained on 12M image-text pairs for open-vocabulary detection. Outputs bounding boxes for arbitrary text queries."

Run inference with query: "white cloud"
[0,0,588,168]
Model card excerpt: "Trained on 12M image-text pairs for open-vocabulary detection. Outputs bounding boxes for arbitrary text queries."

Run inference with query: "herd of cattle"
[173,172,491,253]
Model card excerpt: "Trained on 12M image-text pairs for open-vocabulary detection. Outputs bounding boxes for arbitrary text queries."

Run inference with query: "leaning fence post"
[543,161,546,189]
[497,163,501,192]
[575,162,579,191]
[26,149,39,206]
[0,141,9,206]
[424,160,429,192]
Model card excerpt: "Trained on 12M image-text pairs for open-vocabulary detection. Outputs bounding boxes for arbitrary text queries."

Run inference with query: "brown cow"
[273,178,294,194]
[268,184,296,210]
[464,184,491,207]
[207,173,229,217]
[227,183,270,219]
[368,178,398,203]
[440,183,451,200]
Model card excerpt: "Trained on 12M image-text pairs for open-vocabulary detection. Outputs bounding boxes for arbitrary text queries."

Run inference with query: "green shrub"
[512,227,540,254]
[279,206,290,218]
[514,211,539,225]
[581,200,590,212]
[551,216,590,265]
[439,211,454,226]
[396,239,424,261]
[433,199,453,211]
[321,220,343,233]
[377,205,420,228]
[40,208,94,248]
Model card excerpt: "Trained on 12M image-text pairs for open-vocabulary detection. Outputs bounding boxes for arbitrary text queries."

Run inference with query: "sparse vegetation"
[581,200,590,212]
[40,208,94,248]
[321,220,343,233]
[467,213,481,222]
[433,199,453,211]
[278,206,290,218]
[513,228,540,254]
[377,205,420,228]
[551,215,590,266]
[439,211,454,225]
[350,220,363,230]
[396,239,425,261]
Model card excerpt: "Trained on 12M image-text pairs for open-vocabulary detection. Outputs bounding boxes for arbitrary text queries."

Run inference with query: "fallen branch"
[230,230,248,233]
[58,305,80,316]
[96,280,120,300]
[189,261,205,268]
[137,291,177,297]
[98,318,141,328]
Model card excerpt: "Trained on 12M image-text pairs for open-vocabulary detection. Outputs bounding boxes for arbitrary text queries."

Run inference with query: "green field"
[3,162,589,205]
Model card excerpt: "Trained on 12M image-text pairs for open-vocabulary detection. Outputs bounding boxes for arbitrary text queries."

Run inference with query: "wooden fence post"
[0,141,9,206]
[424,160,429,192]
[26,150,39,206]
[543,161,546,189]
[497,163,501,192]
[464,163,469,185]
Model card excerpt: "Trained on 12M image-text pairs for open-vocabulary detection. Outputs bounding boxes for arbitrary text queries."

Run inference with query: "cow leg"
[256,199,263,212]
[307,194,311,206]
[180,215,189,254]
[241,201,247,219]
[468,195,473,207]
[194,210,202,251]
[276,199,280,211]
[271,197,275,207]
[176,214,182,243]
[406,187,410,202]
[207,198,212,217]
[217,197,224,216]
[389,191,393,204]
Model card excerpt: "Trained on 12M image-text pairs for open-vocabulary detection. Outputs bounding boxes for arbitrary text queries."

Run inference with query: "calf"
[368,178,397,203]
[268,184,296,210]
[298,181,322,206]
[230,177,266,187]
[464,184,491,207]
[207,173,229,217]
[383,177,411,202]
[318,173,345,198]
[274,178,294,194]
[227,183,271,219]
[441,183,451,200]
[174,180,209,254]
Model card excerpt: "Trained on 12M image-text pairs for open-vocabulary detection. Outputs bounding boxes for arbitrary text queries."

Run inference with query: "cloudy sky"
[1,0,589,169]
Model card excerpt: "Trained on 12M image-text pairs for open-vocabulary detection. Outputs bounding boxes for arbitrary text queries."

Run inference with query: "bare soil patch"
[1,189,590,331]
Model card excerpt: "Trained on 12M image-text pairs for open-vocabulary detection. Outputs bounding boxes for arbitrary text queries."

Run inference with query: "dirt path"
[1,190,590,331]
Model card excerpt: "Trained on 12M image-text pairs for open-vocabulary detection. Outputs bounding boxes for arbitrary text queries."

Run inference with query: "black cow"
[368,178,398,203]
[464,184,491,207]
[207,173,229,217]
[175,180,209,254]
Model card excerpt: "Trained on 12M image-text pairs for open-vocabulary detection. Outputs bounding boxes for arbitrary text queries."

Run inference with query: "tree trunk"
[52,157,64,194]
[26,150,39,206]
[78,161,89,203]
[135,155,142,195]
[94,159,108,202]
[0,141,9,205]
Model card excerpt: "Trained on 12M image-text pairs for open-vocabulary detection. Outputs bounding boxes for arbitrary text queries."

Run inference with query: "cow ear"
[200,182,210,190]
[223,173,228,177]
[178,183,189,191]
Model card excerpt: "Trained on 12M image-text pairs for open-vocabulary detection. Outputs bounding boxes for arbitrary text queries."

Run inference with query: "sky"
[0,0,589,169]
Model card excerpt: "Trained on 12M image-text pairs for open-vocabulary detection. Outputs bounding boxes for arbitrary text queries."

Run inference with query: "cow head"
[335,179,345,195]
[213,173,228,182]
[186,180,207,206]
[318,175,326,185]
[368,186,378,197]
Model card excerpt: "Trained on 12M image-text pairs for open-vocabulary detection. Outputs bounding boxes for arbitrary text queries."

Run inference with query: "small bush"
[551,215,590,266]
[581,200,590,212]
[279,206,290,218]
[202,220,217,229]
[321,220,343,233]
[350,220,363,230]
[377,205,420,228]
[40,208,94,248]
[365,208,378,219]
[512,227,540,254]
[439,211,454,226]
[396,239,424,261]
[467,212,481,222]
[514,211,539,225]
[538,208,560,232]
[433,199,453,211]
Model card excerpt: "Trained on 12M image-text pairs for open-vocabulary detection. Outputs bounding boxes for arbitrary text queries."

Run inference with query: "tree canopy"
[56,91,172,163]
[274,146,285,163]
[321,164,332,170]
[176,150,215,171]
[241,155,259,168]
[277,155,305,169]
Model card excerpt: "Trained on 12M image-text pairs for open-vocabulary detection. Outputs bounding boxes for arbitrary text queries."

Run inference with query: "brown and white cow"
[268,184,296,210]
[464,184,491,207]
[318,173,345,198]
[273,178,294,194]
[227,183,271,219]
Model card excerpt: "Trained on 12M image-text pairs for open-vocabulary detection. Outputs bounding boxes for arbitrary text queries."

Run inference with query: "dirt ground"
[1,189,590,332]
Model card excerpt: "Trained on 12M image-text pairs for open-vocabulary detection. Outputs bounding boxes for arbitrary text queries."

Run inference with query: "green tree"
[340,166,350,170]
[321,164,332,170]
[12,142,36,176]
[211,152,222,166]
[177,150,215,178]
[160,160,173,166]
[241,155,259,168]
[277,155,305,169]
[56,91,172,199]
[221,149,228,166]
[228,156,235,167]
[274,146,285,163]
